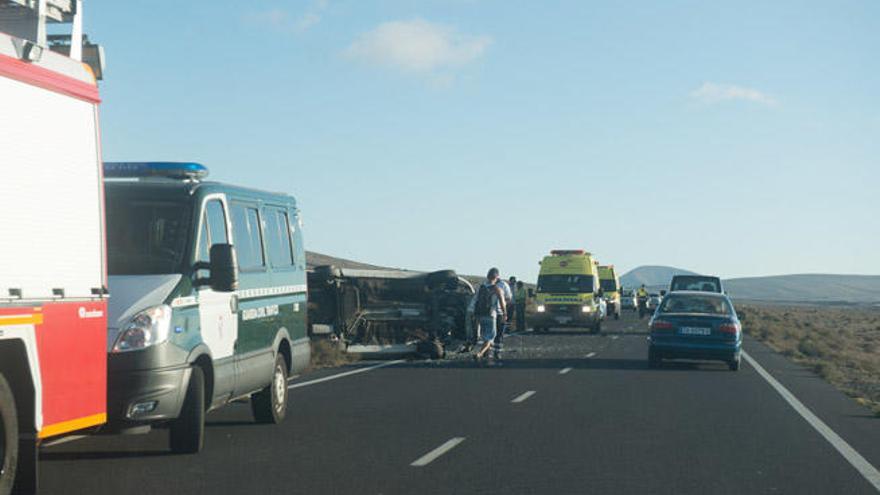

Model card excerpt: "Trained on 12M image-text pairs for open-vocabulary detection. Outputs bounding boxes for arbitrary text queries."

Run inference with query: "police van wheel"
[252,354,288,424]
[170,366,205,454]
[0,374,19,495]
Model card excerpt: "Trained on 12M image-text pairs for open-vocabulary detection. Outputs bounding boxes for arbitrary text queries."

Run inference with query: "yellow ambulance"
[532,250,603,333]
[598,265,622,320]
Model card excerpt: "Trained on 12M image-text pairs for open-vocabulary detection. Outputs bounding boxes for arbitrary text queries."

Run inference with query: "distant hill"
[305,251,392,271]
[620,266,700,289]
[308,256,880,304]
[622,265,880,304]
[725,274,880,304]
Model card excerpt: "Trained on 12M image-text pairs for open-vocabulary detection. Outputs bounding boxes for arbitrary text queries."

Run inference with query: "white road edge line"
[743,351,880,492]
[512,391,536,403]
[289,360,405,390]
[411,437,466,467]
[559,367,573,375]
[586,352,597,358]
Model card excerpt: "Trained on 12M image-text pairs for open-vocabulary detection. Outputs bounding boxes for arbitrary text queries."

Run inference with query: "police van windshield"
[106,197,192,275]
[537,275,593,293]
[600,279,618,292]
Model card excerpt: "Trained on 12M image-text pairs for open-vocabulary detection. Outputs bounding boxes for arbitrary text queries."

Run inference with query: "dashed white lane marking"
[42,435,87,448]
[559,367,573,375]
[743,351,880,492]
[512,391,537,403]
[411,437,466,467]
[586,352,597,358]
[611,335,619,340]
[289,360,405,390]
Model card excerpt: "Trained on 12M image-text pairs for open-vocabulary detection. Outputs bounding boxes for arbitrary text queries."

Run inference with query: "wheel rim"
[273,366,286,413]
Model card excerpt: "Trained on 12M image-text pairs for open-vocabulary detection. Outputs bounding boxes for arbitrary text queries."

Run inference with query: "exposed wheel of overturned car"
[426,270,458,288]
[314,265,343,280]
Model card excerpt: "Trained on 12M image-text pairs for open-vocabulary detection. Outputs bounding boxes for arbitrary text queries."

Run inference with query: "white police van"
[103,162,308,453]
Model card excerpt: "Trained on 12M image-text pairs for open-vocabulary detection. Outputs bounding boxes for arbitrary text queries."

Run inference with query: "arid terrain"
[738,303,880,414]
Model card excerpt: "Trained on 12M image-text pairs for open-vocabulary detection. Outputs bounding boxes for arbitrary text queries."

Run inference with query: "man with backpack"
[470,268,506,362]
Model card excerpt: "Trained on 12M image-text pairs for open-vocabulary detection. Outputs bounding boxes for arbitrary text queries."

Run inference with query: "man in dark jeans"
[514,281,527,332]
[492,275,513,364]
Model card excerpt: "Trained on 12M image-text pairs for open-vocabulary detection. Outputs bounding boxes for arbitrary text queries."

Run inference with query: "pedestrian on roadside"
[515,281,528,332]
[470,268,506,362]
[507,276,518,330]
[492,275,513,363]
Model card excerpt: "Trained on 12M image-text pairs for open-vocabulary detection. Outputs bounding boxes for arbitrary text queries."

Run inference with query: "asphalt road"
[39,312,880,494]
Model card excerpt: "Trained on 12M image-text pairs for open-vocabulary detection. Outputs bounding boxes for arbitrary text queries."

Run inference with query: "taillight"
[719,323,739,335]
[651,320,673,331]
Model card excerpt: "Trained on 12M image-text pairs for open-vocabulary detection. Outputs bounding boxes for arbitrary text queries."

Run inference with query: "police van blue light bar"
[103,162,209,180]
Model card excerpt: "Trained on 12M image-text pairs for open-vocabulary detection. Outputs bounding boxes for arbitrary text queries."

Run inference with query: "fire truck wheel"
[169,366,205,454]
[0,373,19,495]
[251,353,288,424]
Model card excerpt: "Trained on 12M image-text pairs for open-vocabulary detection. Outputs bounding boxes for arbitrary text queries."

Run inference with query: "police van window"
[264,208,294,267]
[231,203,265,269]
[106,195,192,275]
[206,200,228,246]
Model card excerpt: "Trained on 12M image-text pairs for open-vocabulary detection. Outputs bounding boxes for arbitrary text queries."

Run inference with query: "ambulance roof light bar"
[550,249,588,256]
[103,162,209,181]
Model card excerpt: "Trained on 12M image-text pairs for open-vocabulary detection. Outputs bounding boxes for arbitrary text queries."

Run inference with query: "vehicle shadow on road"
[41,450,170,461]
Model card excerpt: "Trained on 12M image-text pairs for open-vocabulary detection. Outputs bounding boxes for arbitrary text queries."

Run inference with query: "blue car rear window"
[660,295,731,315]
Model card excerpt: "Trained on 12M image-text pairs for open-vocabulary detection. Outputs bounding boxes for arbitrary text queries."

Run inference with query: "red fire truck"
[0,1,106,493]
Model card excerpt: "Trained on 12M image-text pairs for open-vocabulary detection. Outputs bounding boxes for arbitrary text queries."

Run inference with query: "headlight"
[112,305,173,353]
[581,305,592,313]
[537,305,546,313]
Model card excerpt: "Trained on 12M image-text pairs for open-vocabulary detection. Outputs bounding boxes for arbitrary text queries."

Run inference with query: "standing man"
[637,284,649,319]
[515,281,528,332]
[471,268,506,362]
[507,276,518,329]
[493,274,514,363]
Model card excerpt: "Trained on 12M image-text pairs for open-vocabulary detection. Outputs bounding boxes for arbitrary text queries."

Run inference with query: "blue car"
[647,291,742,371]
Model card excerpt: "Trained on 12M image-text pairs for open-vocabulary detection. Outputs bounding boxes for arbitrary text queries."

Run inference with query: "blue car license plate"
[679,327,711,336]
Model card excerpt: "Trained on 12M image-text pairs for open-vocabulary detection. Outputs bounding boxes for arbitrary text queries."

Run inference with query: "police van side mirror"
[209,244,239,292]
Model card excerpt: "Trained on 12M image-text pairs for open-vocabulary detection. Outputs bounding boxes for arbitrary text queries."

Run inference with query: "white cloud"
[691,82,778,107]
[244,1,328,34]
[344,19,492,74]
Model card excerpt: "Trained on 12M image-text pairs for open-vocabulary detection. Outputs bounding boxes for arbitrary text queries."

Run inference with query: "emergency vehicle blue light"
[103,162,209,180]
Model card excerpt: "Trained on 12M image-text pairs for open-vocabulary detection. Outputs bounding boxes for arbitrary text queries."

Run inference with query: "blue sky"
[86,0,879,281]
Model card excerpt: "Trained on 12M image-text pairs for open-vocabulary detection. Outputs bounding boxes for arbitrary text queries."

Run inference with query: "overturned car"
[307,266,475,359]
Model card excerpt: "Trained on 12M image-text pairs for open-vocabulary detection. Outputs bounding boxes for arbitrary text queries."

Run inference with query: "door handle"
[230,295,239,313]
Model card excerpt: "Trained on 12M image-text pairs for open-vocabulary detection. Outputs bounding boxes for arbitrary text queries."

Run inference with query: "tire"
[0,374,18,495]
[729,356,741,372]
[426,270,458,288]
[314,265,342,280]
[648,349,661,369]
[169,366,205,454]
[251,353,289,424]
